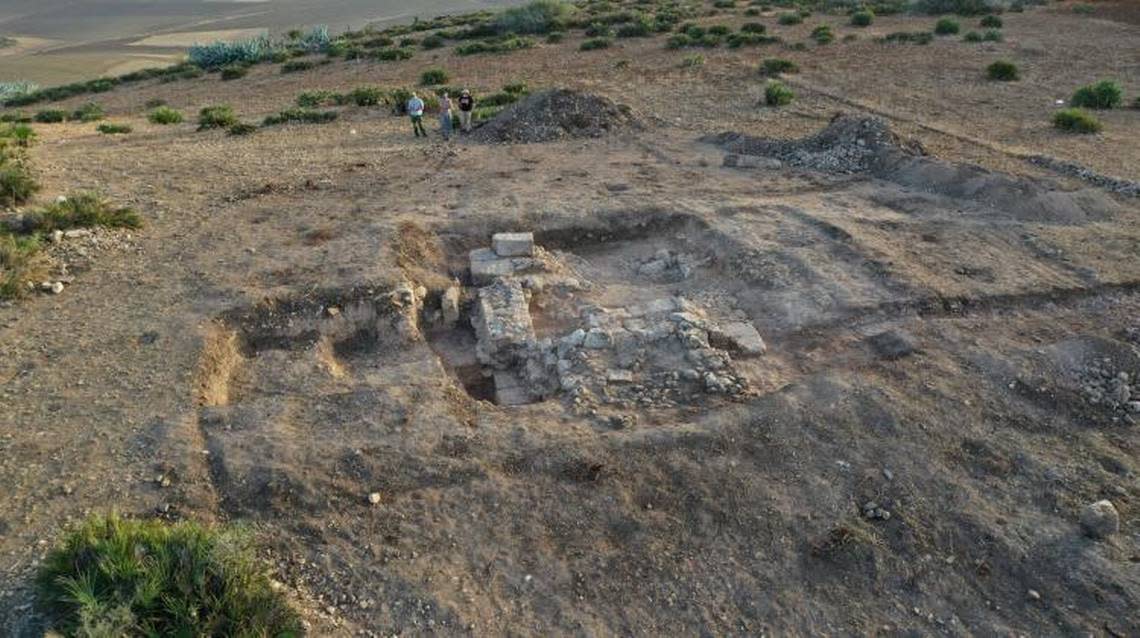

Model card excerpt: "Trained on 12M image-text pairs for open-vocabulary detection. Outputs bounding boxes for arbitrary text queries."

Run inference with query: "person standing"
[439,92,454,141]
[407,92,426,138]
[458,89,475,133]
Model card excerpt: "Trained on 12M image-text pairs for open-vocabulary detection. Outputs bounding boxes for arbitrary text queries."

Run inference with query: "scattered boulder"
[492,232,534,257]
[709,322,767,357]
[472,279,535,368]
[1079,500,1120,540]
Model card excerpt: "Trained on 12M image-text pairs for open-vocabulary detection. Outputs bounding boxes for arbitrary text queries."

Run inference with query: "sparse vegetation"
[71,102,105,122]
[197,105,239,130]
[580,37,612,51]
[811,25,834,45]
[347,86,385,107]
[1070,80,1124,110]
[0,123,36,147]
[0,81,38,104]
[455,35,535,55]
[761,58,798,76]
[963,31,982,42]
[0,156,38,208]
[491,0,573,35]
[982,29,1003,41]
[851,10,874,27]
[281,59,317,73]
[96,123,131,134]
[934,18,960,35]
[220,65,249,81]
[147,106,183,125]
[1052,108,1101,134]
[0,233,44,299]
[880,31,934,45]
[34,109,67,123]
[986,60,1019,82]
[35,513,301,637]
[979,15,1002,29]
[262,107,338,126]
[421,68,450,85]
[228,123,259,136]
[681,53,705,68]
[764,80,794,106]
[778,12,802,25]
[16,192,141,232]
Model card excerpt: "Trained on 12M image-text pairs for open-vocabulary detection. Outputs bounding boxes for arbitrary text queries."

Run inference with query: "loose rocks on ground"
[470,89,641,144]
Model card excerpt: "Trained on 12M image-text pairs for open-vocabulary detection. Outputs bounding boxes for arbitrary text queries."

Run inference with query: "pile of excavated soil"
[712,114,1120,224]
[708,114,925,174]
[470,89,641,144]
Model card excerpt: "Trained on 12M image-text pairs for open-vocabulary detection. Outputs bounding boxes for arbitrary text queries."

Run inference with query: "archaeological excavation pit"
[424,213,774,410]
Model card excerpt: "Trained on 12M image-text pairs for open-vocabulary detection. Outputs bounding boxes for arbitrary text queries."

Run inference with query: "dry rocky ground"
[1,2,1139,635]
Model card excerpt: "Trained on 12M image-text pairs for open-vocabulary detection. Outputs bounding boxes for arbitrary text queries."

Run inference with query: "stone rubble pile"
[636,249,711,281]
[464,232,766,408]
[1079,362,1140,415]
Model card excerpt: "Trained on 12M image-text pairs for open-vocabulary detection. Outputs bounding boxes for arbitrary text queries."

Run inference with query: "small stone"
[326,306,341,317]
[1027,589,1041,601]
[710,321,767,356]
[48,282,64,295]
[50,230,63,244]
[1079,500,1119,540]
[606,369,633,384]
[63,229,90,239]
[492,232,534,257]
[440,286,461,326]
[368,492,381,505]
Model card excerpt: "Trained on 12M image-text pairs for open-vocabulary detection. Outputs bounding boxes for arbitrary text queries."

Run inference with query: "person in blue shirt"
[407,92,426,138]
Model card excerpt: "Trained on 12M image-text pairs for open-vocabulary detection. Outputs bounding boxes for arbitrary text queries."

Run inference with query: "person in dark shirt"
[457,89,475,133]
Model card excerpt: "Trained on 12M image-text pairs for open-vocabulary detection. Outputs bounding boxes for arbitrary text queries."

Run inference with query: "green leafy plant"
[986,60,1019,81]
[197,105,239,130]
[34,110,66,123]
[580,37,612,51]
[934,18,960,35]
[346,86,384,106]
[1070,80,1123,110]
[71,102,104,122]
[851,10,874,27]
[761,57,798,75]
[1052,108,1100,133]
[262,108,338,126]
[35,513,302,637]
[420,68,449,85]
[979,15,1002,28]
[764,80,794,106]
[96,123,131,134]
[147,106,183,125]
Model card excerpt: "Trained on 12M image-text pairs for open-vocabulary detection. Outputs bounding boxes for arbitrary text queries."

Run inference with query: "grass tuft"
[986,60,1019,82]
[1052,108,1101,134]
[420,68,450,86]
[764,80,794,106]
[934,18,960,35]
[198,105,239,131]
[851,10,874,27]
[96,123,132,135]
[147,106,183,125]
[1070,80,1123,110]
[761,58,798,76]
[35,513,302,637]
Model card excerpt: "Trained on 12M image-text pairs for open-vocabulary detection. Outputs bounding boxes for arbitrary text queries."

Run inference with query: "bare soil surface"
[2,3,1139,636]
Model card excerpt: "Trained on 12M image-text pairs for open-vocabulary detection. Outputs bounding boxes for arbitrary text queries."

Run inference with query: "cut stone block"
[492,232,535,257]
[711,321,767,356]
[606,369,633,384]
[493,370,534,406]
[440,286,461,327]
[472,279,535,367]
[469,247,542,285]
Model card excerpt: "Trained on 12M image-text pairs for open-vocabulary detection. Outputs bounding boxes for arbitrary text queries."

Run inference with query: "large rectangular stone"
[469,248,540,285]
[710,321,767,357]
[472,279,535,367]
[492,232,534,257]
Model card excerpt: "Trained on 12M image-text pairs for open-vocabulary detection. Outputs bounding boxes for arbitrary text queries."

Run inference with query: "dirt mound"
[709,114,925,174]
[712,114,1119,224]
[470,89,640,144]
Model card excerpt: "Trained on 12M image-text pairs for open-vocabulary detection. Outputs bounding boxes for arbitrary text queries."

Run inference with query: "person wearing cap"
[407,92,426,138]
[457,89,475,133]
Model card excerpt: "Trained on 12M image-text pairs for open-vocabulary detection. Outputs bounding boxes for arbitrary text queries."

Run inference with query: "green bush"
[616,19,653,38]
[811,25,834,44]
[778,13,802,25]
[986,60,1019,81]
[881,31,934,45]
[681,53,705,67]
[1052,108,1100,134]
[546,32,564,43]
[262,107,338,126]
[1070,80,1123,110]
[455,36,534,55]
[727,32,778,48]
[0,123,36,147]
[934,18,960,35]
[220,65,249,81]
[420,68,450,85]
[97,123,131,134]
[580,37,612,51]
[764,80,794,106]
[374,47,415,61]
[347,86,384,106]
[979,15,1002,28]
[36,513,300,637]
[281,59,315,73]
[713,0,736,7]
[0,160,38,208]
[744,8,760,16]
[761,57,798,75]
[34,110,66,123]
[197,105,239,130]
[963,31,982,42]
[708,25,732,36]
[147,106,183,125]
[228,123,258,136]
[585,22,613,37]
[491,0,572,35]
[0,233,44,299]
[741,23,766,34]
[982,29,1003,41]
[71,102,104,122]
[296,90,341,107]
[666,34,692,48]
[851,10,874,27]
[422,34,446,49]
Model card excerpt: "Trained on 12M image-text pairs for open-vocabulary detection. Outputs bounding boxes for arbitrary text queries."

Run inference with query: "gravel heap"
[708,114,924,174]
[470,89,640,144]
